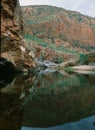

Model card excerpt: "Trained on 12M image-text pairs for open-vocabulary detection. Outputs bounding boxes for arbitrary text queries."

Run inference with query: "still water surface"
[0,70,95,130]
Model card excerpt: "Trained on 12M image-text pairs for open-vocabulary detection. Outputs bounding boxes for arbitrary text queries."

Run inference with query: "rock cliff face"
[1,0,36,71]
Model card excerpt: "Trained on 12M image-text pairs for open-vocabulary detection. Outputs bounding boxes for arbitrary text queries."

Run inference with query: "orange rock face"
[1,0,23,47]
[1,0,36,71]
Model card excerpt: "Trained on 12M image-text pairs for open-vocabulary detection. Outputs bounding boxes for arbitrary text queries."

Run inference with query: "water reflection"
[21,116,95,130]
[0,70,95,130]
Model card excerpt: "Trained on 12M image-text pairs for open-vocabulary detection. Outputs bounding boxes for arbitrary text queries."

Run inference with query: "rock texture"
[1,0,36,71]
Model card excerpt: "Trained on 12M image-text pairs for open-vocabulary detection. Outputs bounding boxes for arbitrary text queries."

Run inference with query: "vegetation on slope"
[22,5,95,52]
[22,5,95,64]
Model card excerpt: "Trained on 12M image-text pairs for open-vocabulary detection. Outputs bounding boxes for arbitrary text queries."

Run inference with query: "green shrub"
[79,52,88,64]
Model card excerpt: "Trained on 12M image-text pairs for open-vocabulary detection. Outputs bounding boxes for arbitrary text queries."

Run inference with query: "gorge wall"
[1,0,36,71]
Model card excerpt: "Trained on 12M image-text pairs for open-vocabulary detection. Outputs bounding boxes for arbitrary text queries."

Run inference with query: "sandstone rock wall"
[1,0,23,51]
[1,0,36,71]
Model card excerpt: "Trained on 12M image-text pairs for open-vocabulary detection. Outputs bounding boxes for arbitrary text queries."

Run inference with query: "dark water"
[0,70,95,130]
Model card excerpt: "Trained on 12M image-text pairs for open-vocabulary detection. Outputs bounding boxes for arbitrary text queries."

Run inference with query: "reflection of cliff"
[0,116,22,130]
[0,72,95,128]
[21,73,95,127]
[0,89,22,130]
[22,84,95,127]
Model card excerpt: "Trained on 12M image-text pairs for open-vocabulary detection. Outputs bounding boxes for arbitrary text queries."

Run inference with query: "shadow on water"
[0,70,95,130]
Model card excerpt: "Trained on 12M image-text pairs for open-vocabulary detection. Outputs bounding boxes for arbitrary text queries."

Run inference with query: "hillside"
[21,5,95,64]
[22,5,95,53]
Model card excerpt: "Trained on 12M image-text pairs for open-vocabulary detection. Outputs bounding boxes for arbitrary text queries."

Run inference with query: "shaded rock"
[87,52,95,62]
[0,57,16,72]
